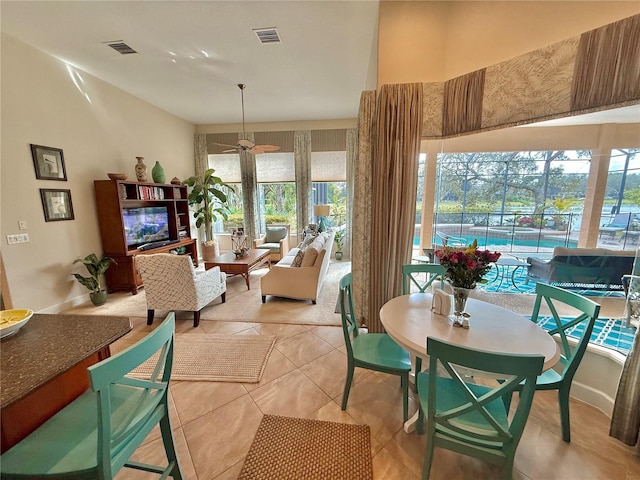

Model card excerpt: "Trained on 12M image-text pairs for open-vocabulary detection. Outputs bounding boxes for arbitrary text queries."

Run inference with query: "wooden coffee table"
[204,249,271,290]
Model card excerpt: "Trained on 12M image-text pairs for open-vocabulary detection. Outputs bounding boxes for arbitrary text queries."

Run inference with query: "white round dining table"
[380,293,560,371]
[380,293,560,433]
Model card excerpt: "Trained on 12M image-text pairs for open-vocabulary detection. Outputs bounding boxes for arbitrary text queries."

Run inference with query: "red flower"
[434,239,501,289]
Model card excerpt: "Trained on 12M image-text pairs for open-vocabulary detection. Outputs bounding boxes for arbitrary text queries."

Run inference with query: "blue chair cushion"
[264,227,287,243]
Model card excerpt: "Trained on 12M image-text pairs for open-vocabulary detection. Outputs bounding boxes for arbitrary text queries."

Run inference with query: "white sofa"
[261,230,335,304]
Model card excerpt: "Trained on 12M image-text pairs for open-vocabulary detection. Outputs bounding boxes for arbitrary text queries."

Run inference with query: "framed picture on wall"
[31,144,67,181]
[40,189,74,222]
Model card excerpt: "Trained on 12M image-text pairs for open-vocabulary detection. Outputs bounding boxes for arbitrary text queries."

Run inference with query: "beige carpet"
[237,415,372,480]
[63,260,351,326]
[111,333,276,383]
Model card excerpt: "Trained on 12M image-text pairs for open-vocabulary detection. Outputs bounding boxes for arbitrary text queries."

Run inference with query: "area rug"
[63,260,351,326]
[237,415,372,480]
[113,333,276,383]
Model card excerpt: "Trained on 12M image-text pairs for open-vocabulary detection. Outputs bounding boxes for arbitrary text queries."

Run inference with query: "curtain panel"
[367,83,423,333]
[294,130,311,240]
[194,134,208,177]
[345,128,357,259]
[352,91,376,328]
[239,132,258,242]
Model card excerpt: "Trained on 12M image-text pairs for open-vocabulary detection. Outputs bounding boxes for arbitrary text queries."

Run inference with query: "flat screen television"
[123,206,171,248]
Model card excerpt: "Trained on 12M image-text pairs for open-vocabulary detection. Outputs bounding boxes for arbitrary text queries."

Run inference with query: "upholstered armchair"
[135,253,226,327]
[253,224,290,262]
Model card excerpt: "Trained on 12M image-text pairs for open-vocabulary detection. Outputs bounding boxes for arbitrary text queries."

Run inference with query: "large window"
[311,151,347,229]
[208,153,242,233]
[605,148,640,248]
[256,152,297,232]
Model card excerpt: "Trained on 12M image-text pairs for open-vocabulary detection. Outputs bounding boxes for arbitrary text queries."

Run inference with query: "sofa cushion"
[308,232,328,252]
[291,249,305,267]
[301,247,319,267]
[256,243,282,254]
[265,226,287,243]
[298,233,316,249]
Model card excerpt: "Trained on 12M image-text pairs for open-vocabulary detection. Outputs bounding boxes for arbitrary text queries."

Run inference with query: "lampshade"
[314,205,330,217]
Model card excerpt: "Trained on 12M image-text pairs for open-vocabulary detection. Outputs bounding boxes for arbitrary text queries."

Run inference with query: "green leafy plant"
[183,168,230,243]
[333,229,345,253]
[72,253,116,293]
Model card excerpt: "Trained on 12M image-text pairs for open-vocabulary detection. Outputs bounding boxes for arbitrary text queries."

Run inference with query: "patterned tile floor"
[480,262,635,355]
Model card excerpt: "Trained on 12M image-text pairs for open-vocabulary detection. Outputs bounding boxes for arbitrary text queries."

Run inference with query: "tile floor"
[113,315,640,480]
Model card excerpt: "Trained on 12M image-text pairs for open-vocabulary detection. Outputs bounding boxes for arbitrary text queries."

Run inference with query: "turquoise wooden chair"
[523,282,600,442]
[417,337,544,480]
[1,313,183,480]
[402,263,446,386]
[339,272,412,422]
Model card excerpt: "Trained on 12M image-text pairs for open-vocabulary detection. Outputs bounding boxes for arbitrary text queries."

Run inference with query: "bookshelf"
[93,180,197,294]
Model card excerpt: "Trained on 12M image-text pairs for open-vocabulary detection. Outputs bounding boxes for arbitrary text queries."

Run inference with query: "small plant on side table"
[334,229,345,260]
[72,253,116,306]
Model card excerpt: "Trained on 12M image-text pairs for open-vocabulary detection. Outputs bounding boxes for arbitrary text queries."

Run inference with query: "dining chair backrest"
[424,337,543,466]
[0,312,181,479]
[402,264,445,294]
[531,283,600,380]
[339,272,358,358]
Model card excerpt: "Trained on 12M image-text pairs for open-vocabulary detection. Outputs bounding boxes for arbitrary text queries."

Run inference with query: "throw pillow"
[265,226,286,243]
[300,234,316,249]
[291,249,305,267]
[301,247,319,267]
[309,235,325,252]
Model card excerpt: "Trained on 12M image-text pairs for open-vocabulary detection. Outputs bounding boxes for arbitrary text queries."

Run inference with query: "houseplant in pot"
[334,228,345,260]
[72,253,116,306]
[183,168,230,262]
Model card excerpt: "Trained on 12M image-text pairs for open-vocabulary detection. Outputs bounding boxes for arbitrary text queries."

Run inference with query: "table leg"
[244,272,250,290]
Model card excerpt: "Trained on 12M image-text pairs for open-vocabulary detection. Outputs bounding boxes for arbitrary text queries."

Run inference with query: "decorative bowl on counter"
[107,173,128,181]
[0,309,33,339]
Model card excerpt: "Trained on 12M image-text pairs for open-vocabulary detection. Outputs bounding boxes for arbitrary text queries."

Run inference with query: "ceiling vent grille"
[104,41,137,55]
[253,28,281,44]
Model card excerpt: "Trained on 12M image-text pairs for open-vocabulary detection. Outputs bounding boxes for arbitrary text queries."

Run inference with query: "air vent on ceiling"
[104,41,137,55]
[253,28,281,44]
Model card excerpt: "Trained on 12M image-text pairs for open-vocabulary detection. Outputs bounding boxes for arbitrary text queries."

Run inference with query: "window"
[208,153,241,233]
[605,148,640,249]
[311,151,347,228]
[256,152,297,232]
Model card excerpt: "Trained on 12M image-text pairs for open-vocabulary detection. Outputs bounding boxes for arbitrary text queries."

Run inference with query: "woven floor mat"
[237,415,372,480]
[115,333,276,383]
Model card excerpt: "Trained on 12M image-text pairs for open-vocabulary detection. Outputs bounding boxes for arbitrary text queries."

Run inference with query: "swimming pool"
[413,233,577,251]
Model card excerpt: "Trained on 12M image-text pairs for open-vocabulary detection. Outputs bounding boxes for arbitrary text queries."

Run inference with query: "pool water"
[414,234,578,251]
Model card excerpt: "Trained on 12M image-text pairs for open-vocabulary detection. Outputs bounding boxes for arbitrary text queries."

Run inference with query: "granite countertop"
[1,314,132,408]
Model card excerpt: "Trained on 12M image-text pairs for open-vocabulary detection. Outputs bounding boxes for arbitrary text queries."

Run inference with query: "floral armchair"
[136,253,226,327]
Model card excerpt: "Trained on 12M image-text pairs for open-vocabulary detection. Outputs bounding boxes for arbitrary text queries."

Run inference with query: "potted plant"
[183,168,230,261]
[72,253,116,306]
[334,229,345,260]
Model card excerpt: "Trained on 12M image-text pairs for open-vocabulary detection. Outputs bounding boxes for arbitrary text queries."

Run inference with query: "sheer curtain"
[610,247,640,456]
[367,83,423,333]
[345,128,357,259]
[294,130,311,240]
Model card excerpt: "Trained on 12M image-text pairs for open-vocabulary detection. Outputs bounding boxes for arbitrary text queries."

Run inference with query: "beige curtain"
[345,128,357,259]
[352,91,376,328]
[367,83,423,333]
[239,132,258,242]
[194,134,208,177]
[294,130,311,241]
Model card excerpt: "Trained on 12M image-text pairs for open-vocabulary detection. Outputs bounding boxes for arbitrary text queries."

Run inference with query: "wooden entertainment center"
[94,179,197,294]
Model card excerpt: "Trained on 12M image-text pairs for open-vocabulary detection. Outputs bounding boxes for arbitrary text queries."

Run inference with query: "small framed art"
[31,144,67,181]
[40,189,74,222]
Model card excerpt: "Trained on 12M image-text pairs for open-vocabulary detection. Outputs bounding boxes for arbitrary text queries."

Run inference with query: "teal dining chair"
[1,312,183,480]
[402,263,446,386]
[417,337,544,480]
[520,282,600,442]
[339,272,412,422]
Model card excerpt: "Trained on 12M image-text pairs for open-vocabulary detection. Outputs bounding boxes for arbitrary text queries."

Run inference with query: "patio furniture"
[136,253,226,327]
[514,283,600,442]
[0,313,183,479]
[526,247,636,291]
[416,337,544,480]
[622,274,640,328]
[435,231,465,247]
[339,273,411,422]
[599,213,631,239]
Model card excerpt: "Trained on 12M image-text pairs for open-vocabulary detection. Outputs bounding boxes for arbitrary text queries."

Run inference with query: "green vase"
[151,161,165,184]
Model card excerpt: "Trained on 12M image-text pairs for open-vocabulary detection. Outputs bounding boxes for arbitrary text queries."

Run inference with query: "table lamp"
[314,205,330,232]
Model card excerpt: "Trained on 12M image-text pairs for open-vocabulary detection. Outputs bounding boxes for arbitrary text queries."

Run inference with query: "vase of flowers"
[434,239,501,314]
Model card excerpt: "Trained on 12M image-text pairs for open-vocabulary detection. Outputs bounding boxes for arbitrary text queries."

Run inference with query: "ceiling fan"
[213,84,280,155]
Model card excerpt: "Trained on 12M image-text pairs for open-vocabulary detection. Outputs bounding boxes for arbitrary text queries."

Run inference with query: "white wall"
[1,34,195,312]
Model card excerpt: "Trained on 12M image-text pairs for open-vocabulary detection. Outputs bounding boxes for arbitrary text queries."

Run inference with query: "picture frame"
[40,189,74,222]
[31,144,67,181]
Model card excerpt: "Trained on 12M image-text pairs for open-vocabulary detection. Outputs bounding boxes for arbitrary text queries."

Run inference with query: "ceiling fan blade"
[250,144,281,154]
[222,148,239,153]
[238,138,255,148]
[210,142,239,148]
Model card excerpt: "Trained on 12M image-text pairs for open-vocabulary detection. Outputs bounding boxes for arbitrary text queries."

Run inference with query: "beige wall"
[1,34,195,312]
[378,1,640,85]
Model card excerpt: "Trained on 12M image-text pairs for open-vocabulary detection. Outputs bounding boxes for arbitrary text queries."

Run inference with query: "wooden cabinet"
[94,180,198,294]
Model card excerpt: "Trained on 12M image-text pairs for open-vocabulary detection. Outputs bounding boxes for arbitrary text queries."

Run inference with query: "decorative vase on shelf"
[152,161,165,184]
[135,157,147,182]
